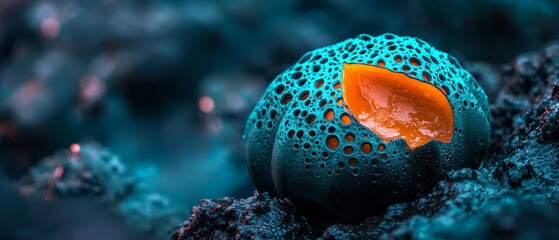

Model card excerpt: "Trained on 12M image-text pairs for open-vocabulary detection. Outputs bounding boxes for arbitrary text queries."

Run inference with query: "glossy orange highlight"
[341,63,454,149]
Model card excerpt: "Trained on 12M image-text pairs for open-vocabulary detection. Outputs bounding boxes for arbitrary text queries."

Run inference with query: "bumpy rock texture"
[172,41,559,239]
[18,143,184,239]
[244,34,491,222]
[170,192,318,239]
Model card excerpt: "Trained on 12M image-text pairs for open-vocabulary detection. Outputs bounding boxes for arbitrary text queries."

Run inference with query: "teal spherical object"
[244,34,490,223]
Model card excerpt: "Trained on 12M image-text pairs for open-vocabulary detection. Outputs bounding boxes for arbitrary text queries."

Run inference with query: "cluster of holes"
[281,113,398,178]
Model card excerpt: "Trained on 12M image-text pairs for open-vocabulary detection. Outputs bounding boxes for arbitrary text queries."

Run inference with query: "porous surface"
[172,41,559,239]
[244,34,491,222]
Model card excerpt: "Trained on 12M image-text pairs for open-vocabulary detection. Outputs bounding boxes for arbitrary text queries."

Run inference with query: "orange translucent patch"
[341,63,454,149]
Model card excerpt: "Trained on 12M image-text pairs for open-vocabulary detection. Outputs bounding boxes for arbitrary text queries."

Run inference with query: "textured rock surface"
[18,143,184,239]
[171,41,559,239]
[170,192,318,239]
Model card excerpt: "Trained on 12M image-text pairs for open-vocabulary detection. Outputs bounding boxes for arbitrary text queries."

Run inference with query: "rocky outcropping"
[170,42,559,239]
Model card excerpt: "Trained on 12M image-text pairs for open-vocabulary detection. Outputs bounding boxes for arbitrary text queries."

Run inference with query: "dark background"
[1,0,558,239]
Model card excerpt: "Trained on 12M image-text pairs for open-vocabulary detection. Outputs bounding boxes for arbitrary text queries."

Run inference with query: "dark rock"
[171,41,559,239]
[170,192,320,239]
[18,142,184,239]
[527,84,559,143]
[490,41,559,159]
[19,142,134,202]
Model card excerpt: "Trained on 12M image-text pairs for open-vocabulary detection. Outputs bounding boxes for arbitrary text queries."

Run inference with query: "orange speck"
[378,60,385,67]
[336,98,343,106]
[348,158,358,166]
[361,143,372,154]
[70,143,81,154]
[423,72,431,81]
[343,146,353,154]
[41,17,60,40]
[199,96,215,113]
[345,134,354,142]
[288,130,295,138]
[327,136,339,150]
[281,94,293,104]
[53,166,64,179]
[341,63,454,149]
[300,91,310,100]
[378,144,385,151]
[306,115,316,124]
[315,80,324,88]
[324,109,334,121]
[334,82,341,89]
[80,75,105,101]
[341,114,351,125]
